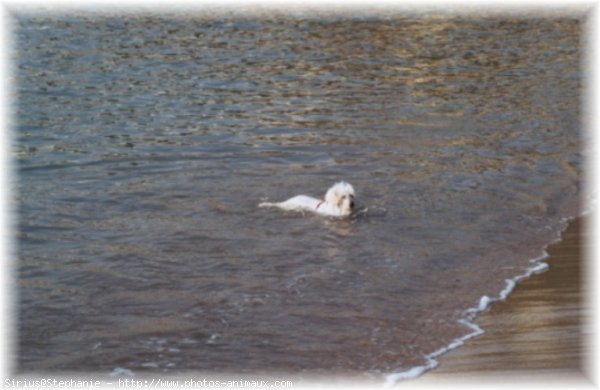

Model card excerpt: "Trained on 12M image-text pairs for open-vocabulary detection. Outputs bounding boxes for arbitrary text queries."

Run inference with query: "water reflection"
[16,13,582,377]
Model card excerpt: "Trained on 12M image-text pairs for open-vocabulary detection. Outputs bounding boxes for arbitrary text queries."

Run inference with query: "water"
[15,12,584,380]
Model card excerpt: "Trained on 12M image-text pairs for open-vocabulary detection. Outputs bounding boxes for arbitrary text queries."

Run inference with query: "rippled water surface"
[15,13,584,378]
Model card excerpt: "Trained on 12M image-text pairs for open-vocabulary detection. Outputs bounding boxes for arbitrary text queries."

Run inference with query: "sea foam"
[384,216,575,386]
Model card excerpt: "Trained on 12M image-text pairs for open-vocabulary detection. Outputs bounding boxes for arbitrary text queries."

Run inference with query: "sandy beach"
[15,16,584,379]
[421,217,590,384]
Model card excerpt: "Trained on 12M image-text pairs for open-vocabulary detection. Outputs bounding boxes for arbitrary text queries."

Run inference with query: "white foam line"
[581,193,597,217]
[384,215,578,386]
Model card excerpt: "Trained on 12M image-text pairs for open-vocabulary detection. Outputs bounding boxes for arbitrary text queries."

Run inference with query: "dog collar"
[316,201,324,210]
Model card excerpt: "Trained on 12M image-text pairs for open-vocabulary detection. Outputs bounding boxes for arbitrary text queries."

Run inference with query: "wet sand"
[424,216,590,383]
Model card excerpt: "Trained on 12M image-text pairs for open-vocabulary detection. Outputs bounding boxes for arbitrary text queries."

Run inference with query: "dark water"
[15,12,584,379]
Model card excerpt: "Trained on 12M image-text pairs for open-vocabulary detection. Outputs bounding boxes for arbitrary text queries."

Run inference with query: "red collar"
[316,201,324,210]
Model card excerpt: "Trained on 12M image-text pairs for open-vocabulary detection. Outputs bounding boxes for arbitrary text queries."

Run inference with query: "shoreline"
[422,216,588,383]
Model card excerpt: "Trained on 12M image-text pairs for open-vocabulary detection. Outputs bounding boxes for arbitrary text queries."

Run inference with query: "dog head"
[325,181,356,216]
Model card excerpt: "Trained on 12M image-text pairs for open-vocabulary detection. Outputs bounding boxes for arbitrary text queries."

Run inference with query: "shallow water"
[15,13,583,378]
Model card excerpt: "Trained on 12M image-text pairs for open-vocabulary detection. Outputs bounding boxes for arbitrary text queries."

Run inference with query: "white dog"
[259,181,356,217]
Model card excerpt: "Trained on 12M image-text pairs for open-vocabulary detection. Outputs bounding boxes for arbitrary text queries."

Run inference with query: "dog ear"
[337,194,344,208]
[325,187,338,205]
